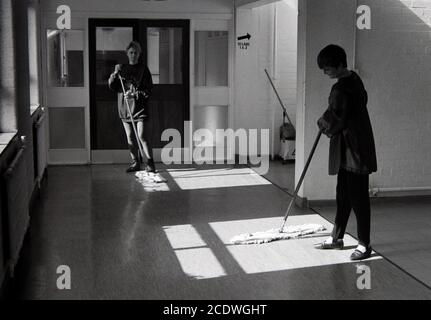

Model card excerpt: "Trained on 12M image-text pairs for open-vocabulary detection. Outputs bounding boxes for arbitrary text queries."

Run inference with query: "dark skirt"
[118,95,148,122]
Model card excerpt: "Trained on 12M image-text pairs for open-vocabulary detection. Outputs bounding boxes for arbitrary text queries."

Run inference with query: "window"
[28,3,40,111]
[147,27,183,84]
[194,31,228,87]
[0,0,17,133]
[47,29,84,87]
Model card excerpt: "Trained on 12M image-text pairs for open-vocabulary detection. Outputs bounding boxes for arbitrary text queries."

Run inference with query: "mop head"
[230,223,326,245]
[135,171,167,183]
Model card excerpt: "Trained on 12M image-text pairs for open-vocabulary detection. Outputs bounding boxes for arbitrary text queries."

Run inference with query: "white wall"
[234,8,261,133]
[236,0,281,9]
[41,0,233,16]
[298,0,431,201]
[234,1,297,156]
[297,0,356,200]
[272,0,297,155]
[357,0,431,192]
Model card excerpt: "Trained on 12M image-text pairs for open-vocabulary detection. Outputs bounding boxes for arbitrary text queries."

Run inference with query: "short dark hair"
[317,44,347,69]
[126,41,142,55]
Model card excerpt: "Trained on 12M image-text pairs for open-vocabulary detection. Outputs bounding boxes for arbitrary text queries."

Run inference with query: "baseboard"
[308,194,431,208]
[369,194,431,204]
[308,199,336,207]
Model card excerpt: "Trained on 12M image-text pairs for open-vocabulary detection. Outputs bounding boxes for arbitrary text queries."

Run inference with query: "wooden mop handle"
[279,129,323,231]
[264,68,294,127]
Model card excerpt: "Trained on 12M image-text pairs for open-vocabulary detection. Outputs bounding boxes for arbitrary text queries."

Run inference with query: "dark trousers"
[331,168,371,247]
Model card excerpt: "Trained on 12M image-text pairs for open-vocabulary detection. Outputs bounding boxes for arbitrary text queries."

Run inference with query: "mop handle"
[264,69,294,127]
[117,72,145,160]
[279,129,323,231]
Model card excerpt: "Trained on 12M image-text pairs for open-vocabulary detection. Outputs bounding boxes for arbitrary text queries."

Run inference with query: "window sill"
[0,132,18,156]
[30,104,41,116]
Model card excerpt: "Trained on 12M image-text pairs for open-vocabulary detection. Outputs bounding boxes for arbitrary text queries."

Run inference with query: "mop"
[117,72,167,184]
[230,130,326,245]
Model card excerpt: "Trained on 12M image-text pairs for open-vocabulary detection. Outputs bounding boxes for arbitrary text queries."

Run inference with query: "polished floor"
[9,163,431,299]
[265,160,431,290]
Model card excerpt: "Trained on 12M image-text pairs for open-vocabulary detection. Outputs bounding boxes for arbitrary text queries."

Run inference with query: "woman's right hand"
[114,64,122,76]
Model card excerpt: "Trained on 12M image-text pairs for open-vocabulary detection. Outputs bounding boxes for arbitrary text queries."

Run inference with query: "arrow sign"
[237,33,251,41]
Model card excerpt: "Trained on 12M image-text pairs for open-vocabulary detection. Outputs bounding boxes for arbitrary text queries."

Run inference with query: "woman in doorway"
[108,41,156,173]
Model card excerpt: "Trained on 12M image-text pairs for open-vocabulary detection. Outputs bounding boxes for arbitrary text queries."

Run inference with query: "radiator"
[3,145,29,276]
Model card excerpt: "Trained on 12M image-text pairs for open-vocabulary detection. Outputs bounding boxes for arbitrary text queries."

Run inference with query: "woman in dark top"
[314,44,377,261]
[108,41,156,172]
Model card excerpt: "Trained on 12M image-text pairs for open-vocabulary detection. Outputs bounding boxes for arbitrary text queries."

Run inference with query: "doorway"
[88,19,190,163]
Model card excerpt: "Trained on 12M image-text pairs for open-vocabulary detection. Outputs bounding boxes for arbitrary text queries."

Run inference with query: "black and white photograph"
[0,0,431,308]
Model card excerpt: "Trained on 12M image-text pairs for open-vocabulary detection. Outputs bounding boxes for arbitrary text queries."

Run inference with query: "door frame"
[88,18,190,163]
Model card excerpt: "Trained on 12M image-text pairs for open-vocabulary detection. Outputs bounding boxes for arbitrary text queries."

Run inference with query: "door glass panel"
[47,29,84,87]
[194,31,228,87]
[96,27,133,85]
[147,27,183,84]
[94,27,133,150]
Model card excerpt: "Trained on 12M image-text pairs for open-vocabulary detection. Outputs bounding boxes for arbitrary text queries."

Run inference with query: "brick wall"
[298,0,431,200]
[357,0,431,190]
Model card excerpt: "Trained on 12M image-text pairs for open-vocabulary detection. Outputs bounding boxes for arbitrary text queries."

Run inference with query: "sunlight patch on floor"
[209,214,382,274]
[166,167,272,190]
[164,214,381,280]
[163,224,227,279]
[173,248,228,280]
[407,4,431,26]
[163,224,207,249]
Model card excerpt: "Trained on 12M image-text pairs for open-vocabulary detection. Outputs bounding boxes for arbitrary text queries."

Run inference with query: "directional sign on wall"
[237,33,251,50]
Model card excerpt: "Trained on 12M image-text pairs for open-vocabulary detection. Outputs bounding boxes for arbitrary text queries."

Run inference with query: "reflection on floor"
[10,164,431,299]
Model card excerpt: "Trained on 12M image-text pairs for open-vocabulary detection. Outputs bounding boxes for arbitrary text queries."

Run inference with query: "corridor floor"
[10,164,431,299]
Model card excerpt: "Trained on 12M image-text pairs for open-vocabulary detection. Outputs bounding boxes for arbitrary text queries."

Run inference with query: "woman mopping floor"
[315,44,377,261]
[231,45,377,262]
[108,41,156,173]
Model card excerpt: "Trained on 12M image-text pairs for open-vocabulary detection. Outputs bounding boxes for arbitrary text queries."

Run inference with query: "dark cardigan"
[108,63,153,122]
[318,71,377,175]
